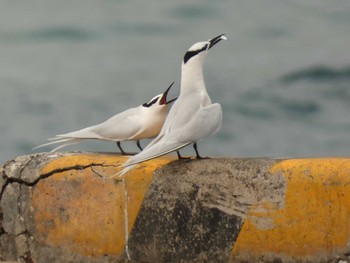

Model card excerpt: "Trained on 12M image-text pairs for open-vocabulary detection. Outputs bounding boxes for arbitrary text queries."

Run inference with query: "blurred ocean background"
[1,0,350,164]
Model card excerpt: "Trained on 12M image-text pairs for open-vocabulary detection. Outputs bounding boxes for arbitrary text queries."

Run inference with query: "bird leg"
[193,143,208,159]
[176,151,191,160]
[116,142,127,155]
[136,140,143,151]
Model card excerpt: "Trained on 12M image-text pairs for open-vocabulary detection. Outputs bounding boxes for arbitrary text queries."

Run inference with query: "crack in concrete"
[0,154,121,262]
[5,163,119,187]
[90,166,122,181]
[14,230,29,237]
[0,159,119,232]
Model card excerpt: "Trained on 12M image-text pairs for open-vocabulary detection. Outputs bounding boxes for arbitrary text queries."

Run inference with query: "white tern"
[33,82,177,153]
[118,34,227,175]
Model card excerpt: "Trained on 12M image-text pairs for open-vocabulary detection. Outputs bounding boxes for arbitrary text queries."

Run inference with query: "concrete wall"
[1,153,350,262]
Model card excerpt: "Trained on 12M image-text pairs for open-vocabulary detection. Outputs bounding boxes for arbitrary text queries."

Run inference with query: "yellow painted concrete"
[232,158,350,260]
[32,153,175,256]
[31,155,350,259]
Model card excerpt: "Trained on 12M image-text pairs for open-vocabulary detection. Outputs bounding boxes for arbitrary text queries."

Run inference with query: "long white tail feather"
[54,128,101,140]
[125,143,189,167]
[50,139,81,152]
[47,136,67,141]
[32,138,74,150]
[118,141,190,175]
[113,164,136,177]
[33,138,82,151]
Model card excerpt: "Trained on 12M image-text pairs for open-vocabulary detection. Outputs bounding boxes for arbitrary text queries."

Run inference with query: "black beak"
[160,81,176,105]
[208,33,227,49]
[166,97,178,105]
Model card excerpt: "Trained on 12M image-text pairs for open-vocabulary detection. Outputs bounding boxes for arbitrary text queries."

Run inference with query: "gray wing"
[121,103,222,169]
[57,106,143,141]
[33,107,143,151]
[176,103,222,142]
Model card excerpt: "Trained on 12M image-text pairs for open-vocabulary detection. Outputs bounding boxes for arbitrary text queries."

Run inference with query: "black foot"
[177,151,191,160]
[196,155,210,159]
[193,143,209,159]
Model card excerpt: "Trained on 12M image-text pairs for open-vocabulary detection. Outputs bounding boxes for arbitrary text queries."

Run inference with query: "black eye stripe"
[183,44,208,64]
[143,97,159,108]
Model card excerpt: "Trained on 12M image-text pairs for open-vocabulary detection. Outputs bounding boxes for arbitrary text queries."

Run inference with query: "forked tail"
[32,138,82,152]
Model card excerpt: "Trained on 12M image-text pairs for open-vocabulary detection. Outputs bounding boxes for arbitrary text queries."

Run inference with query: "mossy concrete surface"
[1,153,350,262]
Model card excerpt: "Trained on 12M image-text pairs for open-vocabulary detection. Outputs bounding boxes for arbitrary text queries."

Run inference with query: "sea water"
[1,0,350,163]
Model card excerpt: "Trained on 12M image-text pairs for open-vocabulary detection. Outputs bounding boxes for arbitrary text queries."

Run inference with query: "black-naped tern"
[118,34,227,175]
[33,82,177,154]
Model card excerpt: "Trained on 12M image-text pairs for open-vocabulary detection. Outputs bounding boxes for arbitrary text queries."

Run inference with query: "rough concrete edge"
[1,154,350,263]
[2,152,96,185]
[0,153,69,262]
[0,152,124,263]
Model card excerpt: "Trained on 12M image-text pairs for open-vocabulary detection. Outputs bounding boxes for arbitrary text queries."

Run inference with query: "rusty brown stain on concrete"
[31,153,175,256]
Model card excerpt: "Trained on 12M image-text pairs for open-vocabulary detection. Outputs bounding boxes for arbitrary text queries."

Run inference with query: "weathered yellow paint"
[39,153,127,175]
[232,158,350,260]
[32,154,175,256]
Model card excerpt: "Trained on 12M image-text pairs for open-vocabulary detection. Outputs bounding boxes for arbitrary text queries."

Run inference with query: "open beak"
[208,33,228,49]
[160,81,177,105]
[166,97,177,105]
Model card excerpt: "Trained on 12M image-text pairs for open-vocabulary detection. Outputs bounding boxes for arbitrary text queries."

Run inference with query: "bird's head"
[182,34,228,65]
[142,82,177,111]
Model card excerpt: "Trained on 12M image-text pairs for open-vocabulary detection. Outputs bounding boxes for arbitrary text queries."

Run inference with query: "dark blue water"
[1,1,350,164]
